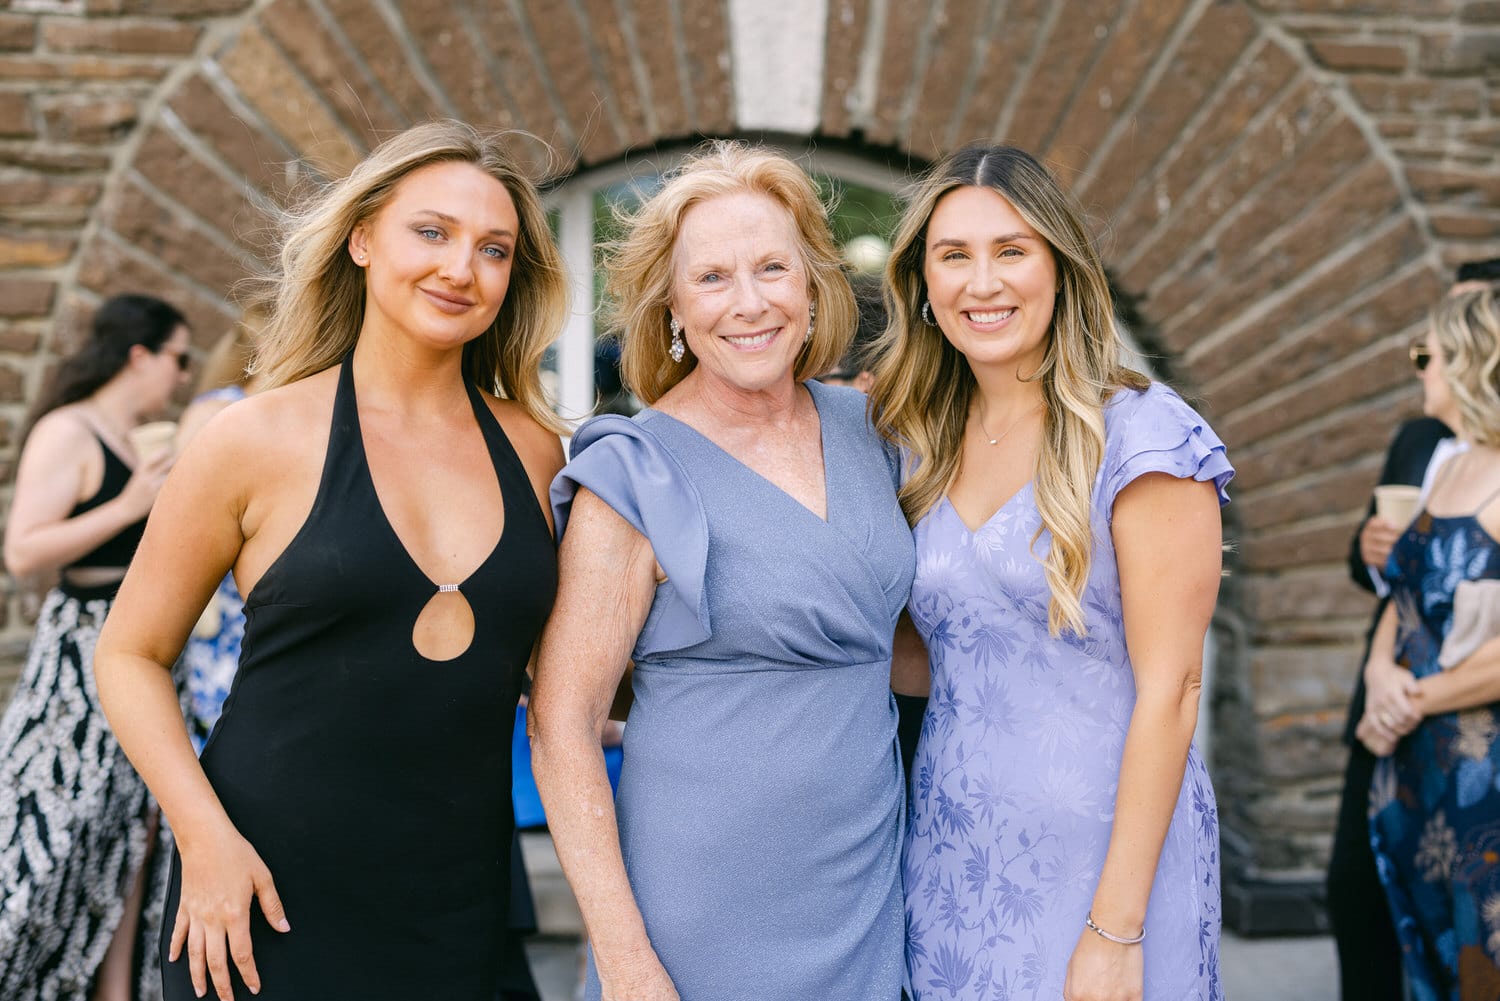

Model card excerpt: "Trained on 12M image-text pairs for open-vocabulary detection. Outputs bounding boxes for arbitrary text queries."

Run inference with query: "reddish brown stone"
[0,14,37,52]
[1240,566,1374,624]
[948,0,1050,146]
[218,24,359,180]
[322,0,443,126]
[0,230,75,268]
[0,174,101,227]
[85,0,251,14]
[863,0,929,146]
[1464,1,1500,21]
[464,1,572,166]
[42,17,202,55]
[1420,29,1500,76]
[0,279,54,318]
[630,0,689,140]
[1044,0,1195,177]
[35,93,137,143]
[679,0,731,136]
[1004,0,1116,156]
[132,126,273,256]
[1080,1,1258,211]
[74,235,233,350]
[167,72,291,200]
[0,361,22,403]
[1246,0,1456,11]
[0,322,42,353]
[0,93,30,138]
[903,0,990,160]
[1406,164,1500,206]
[820,0,871,138]
[576,0,651,148]
[1307,39,1409,73]
[518,0,624,165]
[1430,212,1500,238]
[392,0,515,134]
[101,181,251,297]
[0,55,170,82]
[1235,458,1382,532]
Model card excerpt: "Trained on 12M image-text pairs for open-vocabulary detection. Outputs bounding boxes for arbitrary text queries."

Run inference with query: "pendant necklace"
[976,398,1039,447]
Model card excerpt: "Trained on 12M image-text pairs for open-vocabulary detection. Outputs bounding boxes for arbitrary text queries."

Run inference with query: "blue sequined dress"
[1370,504,1500,1000]
[551,381,915,1001]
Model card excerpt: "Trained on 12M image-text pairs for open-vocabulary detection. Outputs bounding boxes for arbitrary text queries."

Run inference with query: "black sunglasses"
[159,347,192,372]
[1409,343,1431,372]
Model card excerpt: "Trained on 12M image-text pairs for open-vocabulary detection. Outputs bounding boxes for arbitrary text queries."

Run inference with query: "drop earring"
[806,301,816,344]
[921,300,935,326]
[669,316,685,363]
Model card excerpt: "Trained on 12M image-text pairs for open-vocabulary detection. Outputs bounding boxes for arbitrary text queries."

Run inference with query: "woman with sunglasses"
[0,293,193,1001]
[1359,288,1500,998]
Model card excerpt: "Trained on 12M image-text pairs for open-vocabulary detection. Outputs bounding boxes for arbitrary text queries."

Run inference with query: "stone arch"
[2,0,1497,927]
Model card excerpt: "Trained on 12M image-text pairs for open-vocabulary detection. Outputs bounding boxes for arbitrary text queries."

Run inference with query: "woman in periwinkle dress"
[530,142,914,1001]
[869,145,1232,1001]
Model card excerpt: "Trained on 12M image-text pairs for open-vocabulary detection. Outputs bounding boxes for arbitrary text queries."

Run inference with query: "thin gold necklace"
[975,399,1039,447]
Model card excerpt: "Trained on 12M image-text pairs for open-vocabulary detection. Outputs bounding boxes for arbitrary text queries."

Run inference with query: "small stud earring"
[669,316,685,363]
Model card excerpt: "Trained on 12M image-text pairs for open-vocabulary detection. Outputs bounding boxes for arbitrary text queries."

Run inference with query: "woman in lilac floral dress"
[870,145,1232,1001]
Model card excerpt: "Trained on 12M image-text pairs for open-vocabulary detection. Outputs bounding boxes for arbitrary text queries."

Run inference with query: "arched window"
[543,146,909,420]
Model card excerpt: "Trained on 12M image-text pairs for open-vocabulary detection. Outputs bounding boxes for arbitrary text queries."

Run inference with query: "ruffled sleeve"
[1102,382,1234,509]
[549,414,711,653]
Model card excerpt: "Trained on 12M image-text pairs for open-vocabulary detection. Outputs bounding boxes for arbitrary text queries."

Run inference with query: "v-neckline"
[943,480,1033,536]
[347,362,510,591]
[648,382,833,524]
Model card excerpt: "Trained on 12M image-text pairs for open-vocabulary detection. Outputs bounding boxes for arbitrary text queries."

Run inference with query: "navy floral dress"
[1371,507,1500,1000]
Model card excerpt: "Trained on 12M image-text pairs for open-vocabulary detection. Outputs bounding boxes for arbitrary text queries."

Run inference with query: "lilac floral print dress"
[902,383,1232,1001]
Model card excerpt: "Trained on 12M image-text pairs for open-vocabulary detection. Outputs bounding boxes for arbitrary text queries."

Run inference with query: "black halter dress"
[160,358,557,1000]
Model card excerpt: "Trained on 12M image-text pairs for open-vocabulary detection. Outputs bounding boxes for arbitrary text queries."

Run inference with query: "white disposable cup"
[127,420,177,462]
[1374,484,1421,527]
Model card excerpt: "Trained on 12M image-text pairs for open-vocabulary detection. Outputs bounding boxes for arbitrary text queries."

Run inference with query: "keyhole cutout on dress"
[412,585,476,662]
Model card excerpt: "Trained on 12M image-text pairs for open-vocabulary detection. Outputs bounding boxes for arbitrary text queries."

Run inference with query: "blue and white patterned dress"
[902,382,1232,1001]
[1370,502,1500,1000]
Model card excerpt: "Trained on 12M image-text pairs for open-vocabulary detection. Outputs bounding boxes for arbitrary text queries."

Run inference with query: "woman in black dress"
[94,120,567,1001]
[0,294,190,1001]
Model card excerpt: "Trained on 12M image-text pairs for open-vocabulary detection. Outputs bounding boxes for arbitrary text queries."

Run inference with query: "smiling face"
[348,160,519,352]
[922,184,1058,380]
[669,191,812,397]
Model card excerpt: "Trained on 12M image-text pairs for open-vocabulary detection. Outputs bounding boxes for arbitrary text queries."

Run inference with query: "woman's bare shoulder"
[483,395,565,480]
[175,368,338,474]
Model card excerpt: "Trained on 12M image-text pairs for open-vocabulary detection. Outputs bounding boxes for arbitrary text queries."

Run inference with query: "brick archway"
[1,0,1496,928]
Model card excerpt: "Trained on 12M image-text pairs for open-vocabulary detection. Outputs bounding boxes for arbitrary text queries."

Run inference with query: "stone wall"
[0,0,1496,931]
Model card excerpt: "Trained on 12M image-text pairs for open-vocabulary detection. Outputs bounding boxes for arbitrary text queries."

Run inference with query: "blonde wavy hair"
[603,141,855,405]
[869,144,1148,637]
[253,120,568,432]
[195,301,270,395]
[1432,287,1500,447]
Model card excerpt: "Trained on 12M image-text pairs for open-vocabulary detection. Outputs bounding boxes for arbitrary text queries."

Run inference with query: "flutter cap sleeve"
[1104,383,1234,508]
[550,414,711,651]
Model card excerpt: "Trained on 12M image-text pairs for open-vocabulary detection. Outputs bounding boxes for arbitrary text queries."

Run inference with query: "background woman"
[1361,288,1500,999]
[94,120,567,1001]
[871,145,1232,1001]
[0,293,190,1001]
[175,304,268,752]
[530,142,914,1001]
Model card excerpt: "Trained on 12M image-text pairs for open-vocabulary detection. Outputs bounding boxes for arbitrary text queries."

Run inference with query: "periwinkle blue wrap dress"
[551,380,915,1001]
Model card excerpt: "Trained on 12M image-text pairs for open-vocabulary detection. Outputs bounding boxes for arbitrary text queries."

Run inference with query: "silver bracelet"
[1085,911,1145,945]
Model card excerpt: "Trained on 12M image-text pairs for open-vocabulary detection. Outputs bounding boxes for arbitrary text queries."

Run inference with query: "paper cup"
[127,420,177,461]
[1374,484,1421,526]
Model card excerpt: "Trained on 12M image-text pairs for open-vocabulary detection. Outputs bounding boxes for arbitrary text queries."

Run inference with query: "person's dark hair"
[26,294,186,433]
[827,274,885,379]
[1456,258,1500,286]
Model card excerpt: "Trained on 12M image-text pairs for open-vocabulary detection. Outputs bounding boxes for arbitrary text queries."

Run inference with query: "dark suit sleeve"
[1346,417,1452,593]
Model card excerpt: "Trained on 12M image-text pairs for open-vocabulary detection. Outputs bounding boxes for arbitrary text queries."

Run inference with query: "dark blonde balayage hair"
[869,144,1148,637]
[253,120,568,432]
[604,141,856,405]
[1432,287,1500,447]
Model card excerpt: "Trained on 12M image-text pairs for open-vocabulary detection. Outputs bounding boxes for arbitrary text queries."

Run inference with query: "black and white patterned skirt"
[0,583,171,1001]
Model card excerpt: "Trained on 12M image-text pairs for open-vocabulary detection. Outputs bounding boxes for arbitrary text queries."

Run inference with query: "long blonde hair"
[869,144,1148,636]
[254,120,568,432]
[604,141,855,405]
[1432,287,1500,447]
[195,302,270,395]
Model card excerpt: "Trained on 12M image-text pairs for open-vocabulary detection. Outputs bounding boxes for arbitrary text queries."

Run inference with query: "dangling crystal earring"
[806,301,816,344]
[921,300,935,326]
[669,316,685,363]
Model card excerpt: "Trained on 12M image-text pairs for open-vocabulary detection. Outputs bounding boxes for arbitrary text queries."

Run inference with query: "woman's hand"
[597,948,680,1001]
[1364,656,1422,741]
[1359,515,1404,571]
[1355,711,1399,757]
[115,449,174,522]
[1063,927,1143,1001]
[170,827,290,1000]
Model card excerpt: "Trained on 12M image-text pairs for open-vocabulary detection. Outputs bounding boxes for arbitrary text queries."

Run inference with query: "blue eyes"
[697,263,788,284]
[415,227,508,260]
